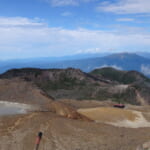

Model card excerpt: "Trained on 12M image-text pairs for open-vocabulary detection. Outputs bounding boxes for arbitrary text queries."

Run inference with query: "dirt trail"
[0,111,150,150]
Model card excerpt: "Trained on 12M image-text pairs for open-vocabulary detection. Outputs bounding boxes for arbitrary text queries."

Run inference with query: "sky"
[0,0,150,59]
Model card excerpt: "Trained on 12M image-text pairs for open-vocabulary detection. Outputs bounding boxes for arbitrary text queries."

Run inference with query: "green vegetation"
[90,67,125,83]
[91,67,149,84]
[37,77,78,90]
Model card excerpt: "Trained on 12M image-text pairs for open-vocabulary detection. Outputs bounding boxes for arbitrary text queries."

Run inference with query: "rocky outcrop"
[49,101,92,121]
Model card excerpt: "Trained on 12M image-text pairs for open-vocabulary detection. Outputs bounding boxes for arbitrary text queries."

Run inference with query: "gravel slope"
[0,111,150,150]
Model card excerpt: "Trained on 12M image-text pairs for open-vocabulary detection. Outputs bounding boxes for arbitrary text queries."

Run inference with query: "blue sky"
[0,0,150,59]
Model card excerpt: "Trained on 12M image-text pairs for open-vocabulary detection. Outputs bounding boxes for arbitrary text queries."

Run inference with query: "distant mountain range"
[0,52,150,77]
[138,52,150,59]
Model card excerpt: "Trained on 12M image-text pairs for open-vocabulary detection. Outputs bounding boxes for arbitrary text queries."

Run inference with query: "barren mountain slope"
[0,78,53,106]
[0,111,150,150]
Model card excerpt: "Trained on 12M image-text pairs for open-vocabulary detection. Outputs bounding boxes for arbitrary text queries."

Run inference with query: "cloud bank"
[99,64,122,70]
[44,0,96,7]
[116,18,134,22]
[98,0,150,14]
[141,65,150,76]
[0,17,45,27]
[0,17,150,59]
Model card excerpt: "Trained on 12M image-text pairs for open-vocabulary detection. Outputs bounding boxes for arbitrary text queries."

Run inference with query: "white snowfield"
[0,101,32,115]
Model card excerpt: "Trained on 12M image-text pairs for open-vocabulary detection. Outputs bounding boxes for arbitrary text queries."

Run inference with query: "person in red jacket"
[35,132,43,150]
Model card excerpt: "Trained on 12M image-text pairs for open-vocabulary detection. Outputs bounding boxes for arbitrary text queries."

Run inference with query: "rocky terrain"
[0,67,150,105]
[0,78,53,104]
[0,103,150,150]
[0,67,150,150]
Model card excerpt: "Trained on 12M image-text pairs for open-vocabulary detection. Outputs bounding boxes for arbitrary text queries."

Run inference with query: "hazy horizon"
[0,51,149,61]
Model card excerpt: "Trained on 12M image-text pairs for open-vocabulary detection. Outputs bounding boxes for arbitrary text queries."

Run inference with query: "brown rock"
[49,101,92,121]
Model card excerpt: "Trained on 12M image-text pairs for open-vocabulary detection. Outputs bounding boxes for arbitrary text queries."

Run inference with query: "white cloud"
[141,65,150,76]
[117,18,134,22]
[0,17,46,27]
[44,0,97,7]
[0,17,150,59]
[76,48,102,54]
[61,11,72,16]
[97,0,150,14]
[97,64,122,70]
[48,0,78,6]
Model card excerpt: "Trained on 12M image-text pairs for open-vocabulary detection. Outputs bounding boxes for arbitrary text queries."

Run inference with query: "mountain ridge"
[0,67,150,105]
